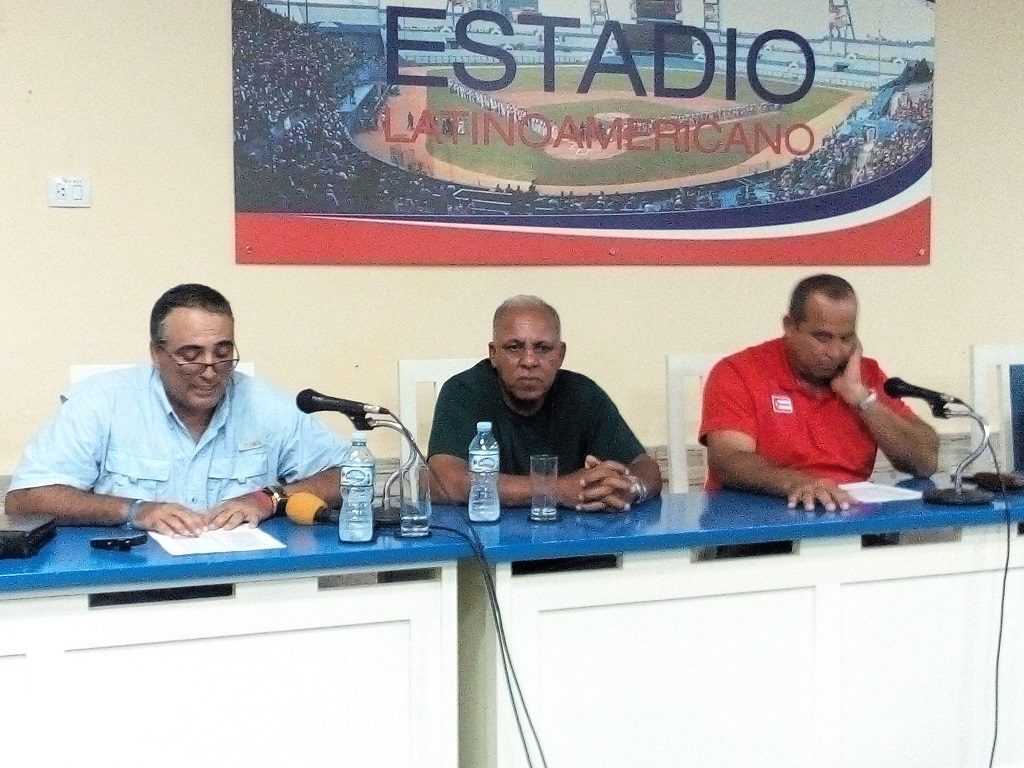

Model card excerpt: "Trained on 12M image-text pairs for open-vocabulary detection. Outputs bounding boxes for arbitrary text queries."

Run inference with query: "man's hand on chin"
[830,341,869,408]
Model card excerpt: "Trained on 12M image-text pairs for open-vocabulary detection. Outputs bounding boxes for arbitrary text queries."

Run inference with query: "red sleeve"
[699,357,758,444]
[862,359,916,419]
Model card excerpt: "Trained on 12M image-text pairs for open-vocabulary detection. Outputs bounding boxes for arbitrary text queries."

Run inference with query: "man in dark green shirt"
[428,296,662,511]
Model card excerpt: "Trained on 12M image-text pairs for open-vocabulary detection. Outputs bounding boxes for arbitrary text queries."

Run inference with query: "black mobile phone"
[90,531,149,552]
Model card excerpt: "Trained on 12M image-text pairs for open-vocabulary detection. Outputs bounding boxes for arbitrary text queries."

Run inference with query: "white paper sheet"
[150,526,285,556]
[839,481,923,503]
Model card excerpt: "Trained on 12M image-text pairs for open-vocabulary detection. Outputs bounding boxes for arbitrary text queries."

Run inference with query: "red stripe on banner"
[235,199,929,266]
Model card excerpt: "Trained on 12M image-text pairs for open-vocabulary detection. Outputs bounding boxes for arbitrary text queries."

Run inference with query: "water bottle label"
[342,465,373,487]
[469,450,499,473]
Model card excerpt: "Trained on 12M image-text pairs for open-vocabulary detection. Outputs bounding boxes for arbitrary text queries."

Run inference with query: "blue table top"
[460,486,1019,562]
[0,516,473,595]
[1,485,1019,594]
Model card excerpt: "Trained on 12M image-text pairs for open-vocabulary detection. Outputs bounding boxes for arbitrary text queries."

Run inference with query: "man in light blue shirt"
[6,284,347,536]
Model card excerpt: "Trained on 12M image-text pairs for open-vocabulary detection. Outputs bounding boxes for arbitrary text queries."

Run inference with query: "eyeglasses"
[158,344,240,376]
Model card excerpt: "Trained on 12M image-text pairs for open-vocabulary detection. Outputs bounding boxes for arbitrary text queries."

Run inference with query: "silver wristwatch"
[124,498,146,529]
[626,474,647,505]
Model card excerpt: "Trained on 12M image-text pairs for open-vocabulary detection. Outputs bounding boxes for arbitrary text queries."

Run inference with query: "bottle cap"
[351,430,369,443]
[476,421,492,431]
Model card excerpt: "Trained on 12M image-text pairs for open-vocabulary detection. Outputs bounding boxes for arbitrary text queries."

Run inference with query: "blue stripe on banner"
[315,141,930,231]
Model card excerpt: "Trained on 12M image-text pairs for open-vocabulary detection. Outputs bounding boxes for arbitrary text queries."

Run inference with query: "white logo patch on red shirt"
[771,395,794,414]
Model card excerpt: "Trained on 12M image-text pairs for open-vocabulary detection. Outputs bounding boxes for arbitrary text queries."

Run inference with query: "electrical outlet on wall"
[47,176,92,208]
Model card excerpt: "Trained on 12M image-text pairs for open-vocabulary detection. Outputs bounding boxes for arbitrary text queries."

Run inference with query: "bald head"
[492,295,561,341]
[787,274,856,322]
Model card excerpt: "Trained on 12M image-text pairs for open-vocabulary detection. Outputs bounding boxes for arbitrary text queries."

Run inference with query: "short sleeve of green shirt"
[427,360,495,463]
[558,374,646,470]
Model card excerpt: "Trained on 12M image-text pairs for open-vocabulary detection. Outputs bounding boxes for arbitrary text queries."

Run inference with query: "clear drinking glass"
[529,454,558,522]
[398,462,431,538]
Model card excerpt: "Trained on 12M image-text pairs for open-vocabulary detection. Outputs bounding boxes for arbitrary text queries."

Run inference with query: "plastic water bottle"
[339,431,375,542]
[468,421,500,522]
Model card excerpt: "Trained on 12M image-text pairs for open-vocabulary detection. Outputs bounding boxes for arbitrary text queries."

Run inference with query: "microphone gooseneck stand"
[343,411,430,538]
[923,399,994,506]
[337,401,549,765]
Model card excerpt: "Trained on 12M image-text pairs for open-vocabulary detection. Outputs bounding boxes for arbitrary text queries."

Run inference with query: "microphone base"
[923,487,994,506]
[392,499,432,537]
[395,528,433,539]
[375,504,433,539]
[373,505,400,526]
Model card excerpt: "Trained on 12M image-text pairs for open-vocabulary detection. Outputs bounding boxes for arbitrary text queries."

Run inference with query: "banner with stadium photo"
[233,0,934,266]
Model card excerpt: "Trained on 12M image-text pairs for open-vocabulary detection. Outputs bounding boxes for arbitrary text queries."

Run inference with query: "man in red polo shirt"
[699,274,939,512]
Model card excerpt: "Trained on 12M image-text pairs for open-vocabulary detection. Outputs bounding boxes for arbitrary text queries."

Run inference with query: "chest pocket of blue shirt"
[104,449,171,498]
[209,451,269,498]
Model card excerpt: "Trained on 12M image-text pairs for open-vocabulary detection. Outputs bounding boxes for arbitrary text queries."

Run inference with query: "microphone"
[284,492,337,525]
[882,377,964,410]
[884,378,993,506]
[296,389,389,416]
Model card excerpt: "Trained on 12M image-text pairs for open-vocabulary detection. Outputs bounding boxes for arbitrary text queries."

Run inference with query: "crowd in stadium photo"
[233,0,932,219]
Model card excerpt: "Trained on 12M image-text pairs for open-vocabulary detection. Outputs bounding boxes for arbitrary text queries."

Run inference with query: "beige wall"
[1,0,1020,472]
